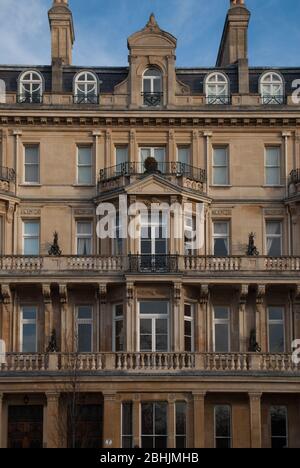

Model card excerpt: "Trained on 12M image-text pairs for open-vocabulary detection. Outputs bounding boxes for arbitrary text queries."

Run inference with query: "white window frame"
[140,401,168,448]
[140,211,168,256]
[113,303,125,352]
[75,305,93,353]
[260,72,284,104]
[267,306,285,353]
[22,220,40,256]
[20,306,38,353]
[18,70,43,101]
[77,146,93,185]
[74,71,98,103]
[76,220,93,256]
[142,69,162,94]
[121,402,133,449]
[213,221,230,256]
[205,72,229,104]
[212,146,229,186]
[265,147,281,186]
[24,145,40,185]
[266,220,283,257]
[184,304,195,352]
[214,405,232,449]
[213,306,231,353]
[270,406,289,448]
[140,147,166,165]
[138,301,170,352]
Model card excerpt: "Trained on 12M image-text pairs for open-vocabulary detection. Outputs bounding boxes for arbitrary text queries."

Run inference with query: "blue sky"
[0,0,299,67]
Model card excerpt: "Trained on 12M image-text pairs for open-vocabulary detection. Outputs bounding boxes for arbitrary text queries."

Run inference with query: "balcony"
[98,161,207,194]
[0,352,299,374]
[206,95,231,105]
[0,255,300,278]
[261,95,285,105]
[73,94,99,104]
[17,94,43,104]
[142,92,163,107]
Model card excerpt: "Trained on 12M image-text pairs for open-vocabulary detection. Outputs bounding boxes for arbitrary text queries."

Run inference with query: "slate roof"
[0,64,299,95]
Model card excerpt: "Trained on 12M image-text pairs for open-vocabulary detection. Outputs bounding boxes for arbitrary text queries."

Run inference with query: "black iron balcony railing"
[99,161,206,184]
[261,95,285,105]
[0,166,16,182]
[73,94,99,104]
[129,254,179,273]
[142,92,163,107]
[206,95,231,105]
[17,94,43,104]
[290,169,300,184]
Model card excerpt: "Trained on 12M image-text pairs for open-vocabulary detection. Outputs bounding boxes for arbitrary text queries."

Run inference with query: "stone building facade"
[0,0,299,448]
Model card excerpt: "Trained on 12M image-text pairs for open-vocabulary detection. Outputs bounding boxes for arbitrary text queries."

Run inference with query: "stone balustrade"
[0,353,299,373]
[0,255,300,275]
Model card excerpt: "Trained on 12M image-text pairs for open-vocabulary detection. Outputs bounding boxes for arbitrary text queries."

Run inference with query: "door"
[8,405,43,449]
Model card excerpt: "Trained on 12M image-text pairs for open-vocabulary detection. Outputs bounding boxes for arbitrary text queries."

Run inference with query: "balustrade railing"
[1,353,299,373]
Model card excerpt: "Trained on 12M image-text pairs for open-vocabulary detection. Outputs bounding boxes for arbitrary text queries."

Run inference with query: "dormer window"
[260,72,284,105]
[74,71,98,104]
[18,71,43,104]
[205,72,230,104]
[142,68,163,107]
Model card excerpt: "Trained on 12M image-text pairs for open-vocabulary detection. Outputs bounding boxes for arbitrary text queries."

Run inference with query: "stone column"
[0,393,3,448]
[98,284,108,351]
[103,392,120,448]
[249,393,262,448]
[256,285,267,352]
[126,283,134,352]
[193,392,206,448]
[167,395,176,448]
[132,395,141,448]
[45,392,60,448]
[196,285,209,352]
[59,285,68,352]
[42,284,52,352]
[1,285,12,351]
[173,282,183,352]
[105,130,112,169]
[239,285,249,352]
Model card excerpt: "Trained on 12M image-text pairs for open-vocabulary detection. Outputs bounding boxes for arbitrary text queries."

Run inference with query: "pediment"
[128,14,177,50]
[125,174,181,196]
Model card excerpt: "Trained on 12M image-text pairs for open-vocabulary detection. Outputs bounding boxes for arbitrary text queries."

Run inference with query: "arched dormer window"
[74,71,98,104]
[205,72,230,105]
[18,71,43,104]
[260,72,284,105]
[142,68,163,107]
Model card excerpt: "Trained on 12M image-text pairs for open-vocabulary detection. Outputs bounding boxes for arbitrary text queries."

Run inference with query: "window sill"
[263,185,285,188]
[72,184,95,188]
[19,183,41,187]
[210,185,232,188]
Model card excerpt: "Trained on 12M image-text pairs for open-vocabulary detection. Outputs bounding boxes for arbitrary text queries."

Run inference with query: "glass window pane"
[78,167,92,184]
[77,238,92,255]
[77,222,92,235]
[266,222,281,236]
[178,147,190,165]
[25,165,39,183]
[23,307,37,320]
[78,147,92,165]
[269,307,284,321]
[24,222,39,237]
[214,307,229,320]
[215,324,229,352]
[122,402,133,438]
[24,238,39,256]
[269,324,285,352]
[215,405,231,444]
[266,167,280,185]
[213,167,228,185]
[267,238,282,256]
[214,223,228,235]
[214,238,229,256]
[78,324,92,353]
[155,403,167,435]
[142,403,153,435]
[25,146,39,164]
[22,324,37,352]
[271,407,287,437]
[154,148,165,163]
[140,302,168,315]
[116,147,128,166]
[78,306,92,320]
[115,304,123,317]
[214,148,227,166]
[266,148,280,166]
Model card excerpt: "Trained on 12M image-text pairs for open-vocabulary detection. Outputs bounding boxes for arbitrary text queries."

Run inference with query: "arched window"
[18,71,43,104]
[205,72,230,104]
[260,72,284,104]
[74,71,98,104]
[142,68,163,107]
